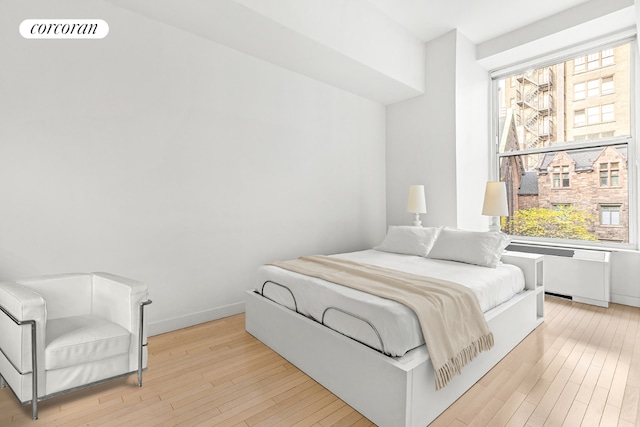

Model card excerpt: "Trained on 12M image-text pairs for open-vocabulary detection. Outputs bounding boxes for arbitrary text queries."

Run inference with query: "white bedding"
[255,249,525,357]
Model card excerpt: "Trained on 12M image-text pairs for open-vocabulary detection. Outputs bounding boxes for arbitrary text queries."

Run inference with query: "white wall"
[386,30,489,231]
[0,1,387,334]
[454,32,490,231]
[386,31,458,228]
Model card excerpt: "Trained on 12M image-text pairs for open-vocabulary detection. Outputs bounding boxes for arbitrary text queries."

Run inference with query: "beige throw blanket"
[270,255,494,390]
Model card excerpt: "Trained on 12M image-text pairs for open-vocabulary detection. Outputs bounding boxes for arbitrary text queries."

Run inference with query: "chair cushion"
[45,315,131,370]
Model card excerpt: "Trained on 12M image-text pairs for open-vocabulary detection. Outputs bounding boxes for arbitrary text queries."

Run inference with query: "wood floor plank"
[561,400,588,426]
[543,380,580,426]
[1,296,639,426]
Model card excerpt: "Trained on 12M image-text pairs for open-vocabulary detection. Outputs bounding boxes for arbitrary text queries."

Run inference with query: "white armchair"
[0,272,151,420]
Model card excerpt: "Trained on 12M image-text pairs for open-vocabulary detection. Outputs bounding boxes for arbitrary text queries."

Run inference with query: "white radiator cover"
[544,249,611,307]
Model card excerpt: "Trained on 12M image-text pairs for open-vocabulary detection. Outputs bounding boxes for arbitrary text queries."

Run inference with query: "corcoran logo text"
[20,19,109,39]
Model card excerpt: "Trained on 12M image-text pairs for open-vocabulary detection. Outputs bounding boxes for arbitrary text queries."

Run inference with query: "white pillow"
[374,226,440,257]
[426,228,511,268]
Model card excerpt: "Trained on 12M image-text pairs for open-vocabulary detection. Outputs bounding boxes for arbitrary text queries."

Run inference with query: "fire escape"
[516,68,555,151]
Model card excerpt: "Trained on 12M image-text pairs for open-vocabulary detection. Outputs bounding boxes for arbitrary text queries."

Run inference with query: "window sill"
[509,237,638,253]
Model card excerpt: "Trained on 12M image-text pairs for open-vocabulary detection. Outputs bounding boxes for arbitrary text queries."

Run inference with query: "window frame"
[602,76,614,95]
[587,106,600,124]
[552,165,570,188]
[599,161,621,187]
[600,204,622,226]
[587,79,600,97]
[574,82,586,100]
[602,103,615,122]
[490,34,638,250]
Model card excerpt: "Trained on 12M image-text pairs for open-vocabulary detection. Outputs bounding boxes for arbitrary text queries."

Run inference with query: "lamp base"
[488,216,501,232]
[412,213,422,227]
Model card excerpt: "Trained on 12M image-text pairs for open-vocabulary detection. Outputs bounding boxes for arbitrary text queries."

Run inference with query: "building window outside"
[495,39,633,246]
[600,162,620,186]
[600,163,609,186]
[574,83,585,100]
[601,205,621,225]
[574,49,616,73]
[587,106,600,124]
[588,53,600,70]
[587,79,599,97]
[602,104,614,122]
[552,166,570,188]
[602,76,614,95]
[542,116,550,134]
[602,48,615,67]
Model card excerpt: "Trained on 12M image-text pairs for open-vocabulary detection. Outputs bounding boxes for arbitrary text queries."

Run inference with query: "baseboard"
[611,293,640,308]
[147,301,245,336]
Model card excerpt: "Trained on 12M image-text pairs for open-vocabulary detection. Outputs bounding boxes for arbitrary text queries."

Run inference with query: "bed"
[245,226,544,427]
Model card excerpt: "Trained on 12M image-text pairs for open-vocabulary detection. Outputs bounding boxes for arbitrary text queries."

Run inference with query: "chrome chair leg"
[0,374,5,388]
[138,300,152,387]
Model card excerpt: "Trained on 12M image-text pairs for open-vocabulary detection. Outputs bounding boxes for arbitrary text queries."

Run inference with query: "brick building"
[536,146,628,242]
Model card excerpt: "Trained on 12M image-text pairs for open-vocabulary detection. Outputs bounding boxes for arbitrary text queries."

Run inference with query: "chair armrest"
[91,273,148,332]
[0,281,46,382]
[91,273,150,373]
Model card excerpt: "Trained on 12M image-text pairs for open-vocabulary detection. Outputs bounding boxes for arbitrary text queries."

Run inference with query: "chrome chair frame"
[0,299,152,420]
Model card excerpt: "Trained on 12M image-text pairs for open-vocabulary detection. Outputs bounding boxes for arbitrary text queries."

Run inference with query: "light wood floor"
[1,295,639,426]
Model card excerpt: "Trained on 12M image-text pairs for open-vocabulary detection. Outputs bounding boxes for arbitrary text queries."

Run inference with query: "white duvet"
[255,249,525,357]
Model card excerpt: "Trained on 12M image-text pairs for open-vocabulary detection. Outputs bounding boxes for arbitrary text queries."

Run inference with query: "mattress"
[255,249,525,357]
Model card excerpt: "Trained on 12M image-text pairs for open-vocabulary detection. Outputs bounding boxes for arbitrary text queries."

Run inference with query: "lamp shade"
[407,185,427,214]
[482,182,508,216]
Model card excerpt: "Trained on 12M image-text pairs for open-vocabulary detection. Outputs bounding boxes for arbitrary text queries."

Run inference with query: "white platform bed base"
[246,290,537,426]
[245,257,543,427]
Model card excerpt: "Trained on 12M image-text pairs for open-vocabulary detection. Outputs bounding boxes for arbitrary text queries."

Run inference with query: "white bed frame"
[245,253,544,427]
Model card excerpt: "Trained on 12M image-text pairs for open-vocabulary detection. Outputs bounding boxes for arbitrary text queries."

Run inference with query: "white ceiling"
[367,0,592,43]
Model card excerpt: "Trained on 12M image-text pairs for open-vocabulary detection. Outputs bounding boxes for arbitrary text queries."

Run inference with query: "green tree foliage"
[504,206,598,241]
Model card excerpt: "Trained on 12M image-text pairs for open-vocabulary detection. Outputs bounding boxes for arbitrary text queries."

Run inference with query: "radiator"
[507,244,611,308]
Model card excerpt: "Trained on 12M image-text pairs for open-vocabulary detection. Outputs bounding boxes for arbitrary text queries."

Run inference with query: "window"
[494,39,633,246]
[574,83,585,100]
[587,79,599,97]
[602,104,614,122]
[541,116,550,135]
[552,166,570,188]
[587,106,600,124]
[600,163,609,186]
[601,205,621,225]
[612,163,620,186]
[575,49,616,72]
[602,76,614,95]
[600,162,620,186]
[602,48,614,66]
